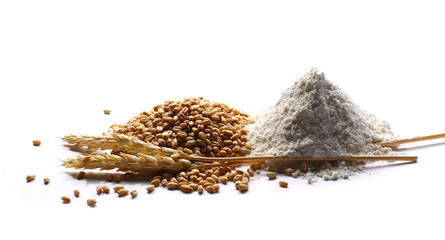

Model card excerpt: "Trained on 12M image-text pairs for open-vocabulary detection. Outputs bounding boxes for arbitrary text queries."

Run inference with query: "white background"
[1,0,444,239]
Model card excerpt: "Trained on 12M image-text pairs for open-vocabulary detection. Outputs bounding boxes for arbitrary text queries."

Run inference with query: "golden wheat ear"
[62,152,194,173]
[62,133,189,157]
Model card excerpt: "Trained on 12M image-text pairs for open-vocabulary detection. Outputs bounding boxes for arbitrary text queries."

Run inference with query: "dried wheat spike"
[62,133,189,158]
[62,152,193,173]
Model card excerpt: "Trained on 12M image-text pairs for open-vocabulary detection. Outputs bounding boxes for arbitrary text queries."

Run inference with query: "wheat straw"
[62,133,417,173]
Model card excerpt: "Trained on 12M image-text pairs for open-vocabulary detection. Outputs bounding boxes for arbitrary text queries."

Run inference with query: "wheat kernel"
[211,175,219,183]
[279,181,288,188]
[242,177,250,184]
[150,178,161,187]
[170,177,178,184]
[73,189,80,197]
[197,185,204,194]
[212,184,220,193]
[167,182,179,190]
[189,183,199,191]
[102,186,110,194]
[61,196,71,203]
[96,186,103,195]
[233,174,243,182]
[247,168,254,177]
[205,177,216,184]
[113,186,125,193]
[117,189,129,197]
[146,185,155,193]
[26,175,36,182]
[32,140,41,146]
[130,190,138,198]
[266,172,277,180]
[103,109,111,115]
[179,184,193,193]
[177,177,188,183]
[237,183,249,193]
[219,176,228,184]
[205,185,214,194]
[87,198,97,207]
[161,179,168,187]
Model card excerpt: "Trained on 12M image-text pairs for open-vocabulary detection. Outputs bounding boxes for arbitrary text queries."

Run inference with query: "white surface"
[1,0,444,239]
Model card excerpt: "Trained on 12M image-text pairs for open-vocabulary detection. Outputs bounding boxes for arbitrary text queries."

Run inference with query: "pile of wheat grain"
[107,97,253,157]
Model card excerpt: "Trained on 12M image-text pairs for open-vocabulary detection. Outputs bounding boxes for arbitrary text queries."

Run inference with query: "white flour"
[248,68,395,182]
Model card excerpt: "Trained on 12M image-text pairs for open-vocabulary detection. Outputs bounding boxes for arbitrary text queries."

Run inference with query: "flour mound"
[248,68,395,174]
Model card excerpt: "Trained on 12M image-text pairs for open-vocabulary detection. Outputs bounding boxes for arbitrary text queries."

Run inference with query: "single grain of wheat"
[146,185,155,193]
[87,199,97,207]
[130,190,138,198]
[61,196,71,203]
[266,172,277,180]
[279,181,288,188]
[26,175,36,182]
[117,189,129,197]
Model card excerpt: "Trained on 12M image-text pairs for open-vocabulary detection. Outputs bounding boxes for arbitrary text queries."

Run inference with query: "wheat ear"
[62,153,194,173]
[62,133,189,158]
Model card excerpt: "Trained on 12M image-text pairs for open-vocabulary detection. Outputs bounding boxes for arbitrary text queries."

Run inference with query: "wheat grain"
[279,181,288,188]
[73,189,80,197]
[117,189,129,197]
[32,140,41,146]
[43,176,50,185]
[146,185,155,193]
[87,199,97,207]
[26,175,36,182]
[130,190,138,198]
[237,183,249,193]
[61,196,71,203]
[266,172,277,180]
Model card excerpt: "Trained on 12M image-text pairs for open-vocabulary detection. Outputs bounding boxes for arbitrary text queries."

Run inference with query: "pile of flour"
[248,68,395,182]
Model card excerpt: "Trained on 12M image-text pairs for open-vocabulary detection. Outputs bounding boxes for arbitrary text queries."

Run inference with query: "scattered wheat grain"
[26,175,36,182]
[266,172,277,180]
[61,196,71,203]
[279,181,288,188]
[117,189,129,197]
[146,185,155,193]
[130,190,138,198]
[87,199,97,207]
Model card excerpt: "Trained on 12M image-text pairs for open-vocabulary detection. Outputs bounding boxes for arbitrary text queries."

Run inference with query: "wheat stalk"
[62,133,417,173]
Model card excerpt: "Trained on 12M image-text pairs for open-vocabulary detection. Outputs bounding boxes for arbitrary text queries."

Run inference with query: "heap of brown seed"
[146,164,258,194]
[107,97,253,157]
